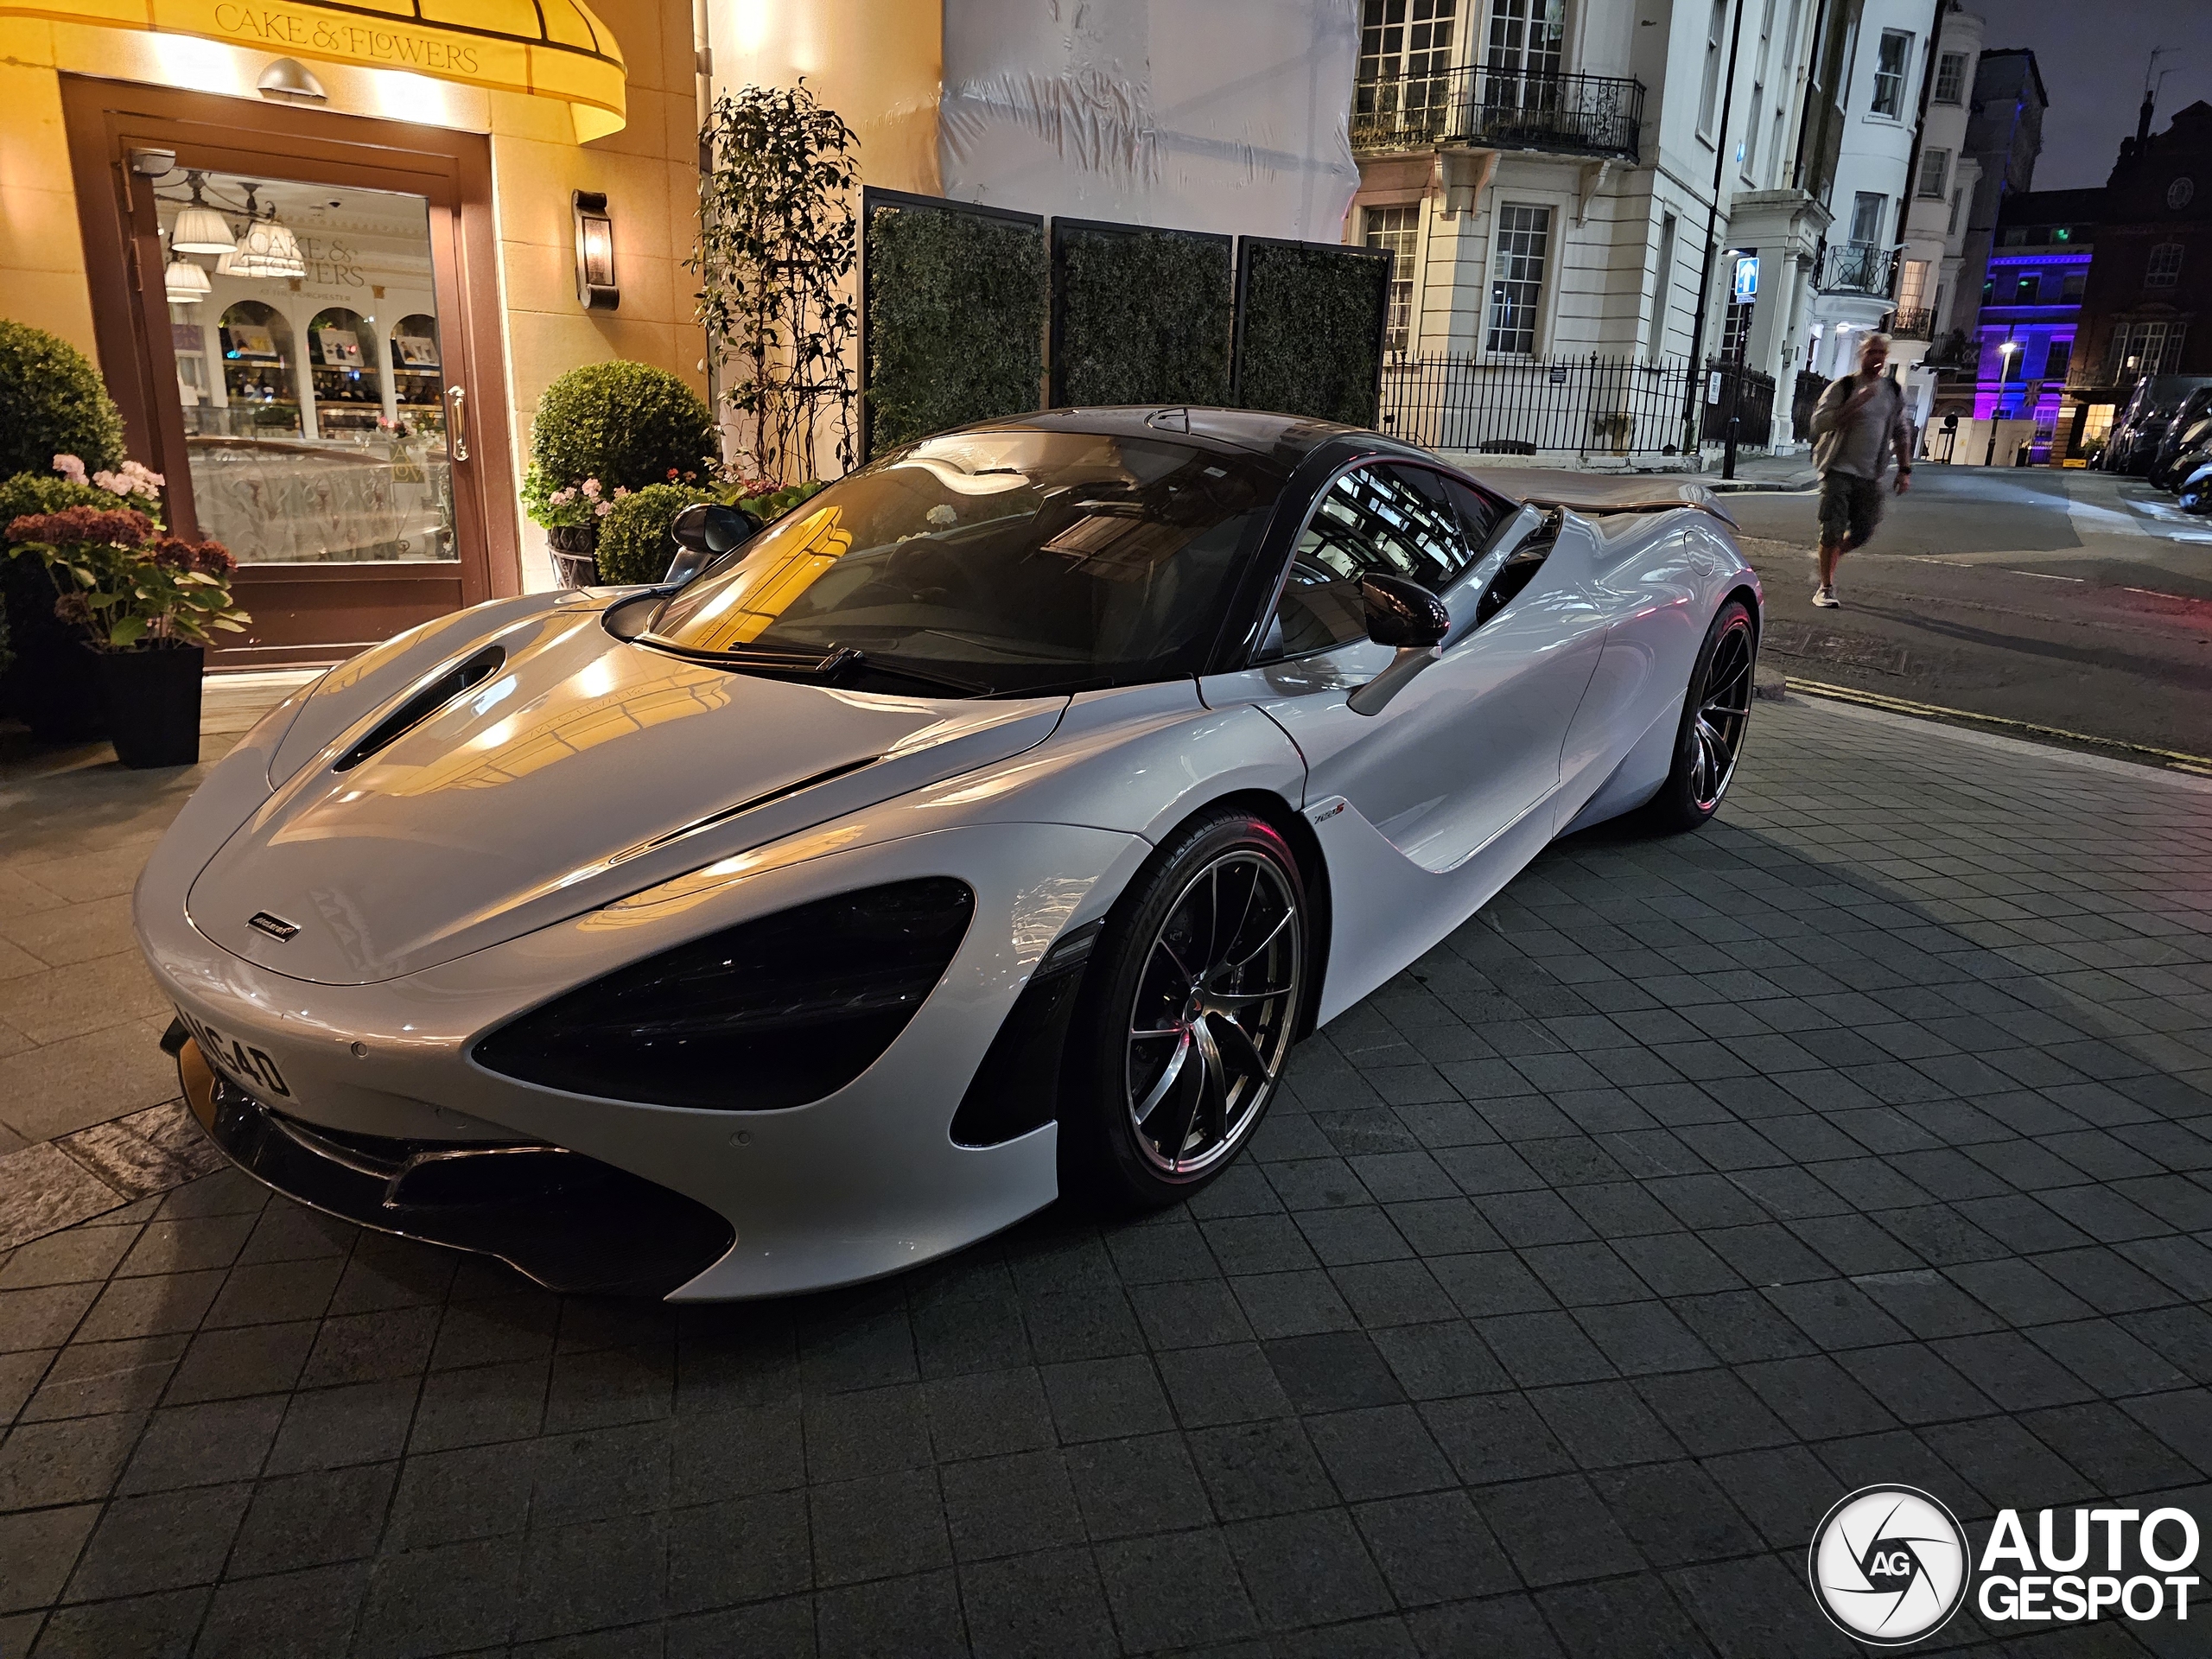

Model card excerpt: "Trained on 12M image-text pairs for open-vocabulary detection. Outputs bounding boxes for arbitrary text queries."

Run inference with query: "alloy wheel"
[1689,615,1755,812]
[1124,850,1302,1177]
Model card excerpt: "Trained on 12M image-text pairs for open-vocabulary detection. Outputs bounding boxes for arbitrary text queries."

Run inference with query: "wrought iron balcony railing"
[1817,241,1896,297]
[1887,307,1936,340]
[1352,66,1644,162]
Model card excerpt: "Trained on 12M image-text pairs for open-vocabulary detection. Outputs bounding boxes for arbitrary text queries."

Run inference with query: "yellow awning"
[5,0,626,139]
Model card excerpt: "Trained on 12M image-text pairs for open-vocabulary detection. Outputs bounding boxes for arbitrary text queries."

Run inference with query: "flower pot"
[547,524,600,588]
[87,641,204,768]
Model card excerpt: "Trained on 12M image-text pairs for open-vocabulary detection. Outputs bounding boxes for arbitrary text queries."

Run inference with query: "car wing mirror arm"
[1348,573,1449,716]
[664,503,763,587]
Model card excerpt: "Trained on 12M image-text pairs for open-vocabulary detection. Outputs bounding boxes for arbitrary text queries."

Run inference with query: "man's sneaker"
[1812,585,1840,608]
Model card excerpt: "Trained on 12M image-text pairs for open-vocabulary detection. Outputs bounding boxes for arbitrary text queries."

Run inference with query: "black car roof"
[967,405,1435,470]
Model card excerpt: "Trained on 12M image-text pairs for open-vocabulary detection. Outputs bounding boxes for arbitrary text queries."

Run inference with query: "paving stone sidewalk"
[2,694,2209,1658]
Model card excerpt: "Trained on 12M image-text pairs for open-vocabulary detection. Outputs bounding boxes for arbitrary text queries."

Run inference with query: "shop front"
[3,0,704,664]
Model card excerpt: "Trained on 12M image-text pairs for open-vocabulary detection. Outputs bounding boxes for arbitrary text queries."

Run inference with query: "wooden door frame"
[60,74,518,663]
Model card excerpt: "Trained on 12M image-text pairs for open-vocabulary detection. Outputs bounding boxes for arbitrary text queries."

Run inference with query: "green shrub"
[0,321,125,481]
[594,483,713,584]
[866,201,1046,458]
[1052,226,1232,407]
[1234,242,1391,427]
[529,361,716,495]
[0,472,121,526]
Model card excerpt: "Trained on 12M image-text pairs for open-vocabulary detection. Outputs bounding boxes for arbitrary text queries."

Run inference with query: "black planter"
[547,524,600,588]
[88,641,204,769]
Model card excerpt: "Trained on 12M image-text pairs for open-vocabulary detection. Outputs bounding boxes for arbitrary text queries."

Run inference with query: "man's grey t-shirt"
[1809,373,1910,480]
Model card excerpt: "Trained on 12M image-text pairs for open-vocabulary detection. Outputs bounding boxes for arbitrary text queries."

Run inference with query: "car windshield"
[642,429,1279,696]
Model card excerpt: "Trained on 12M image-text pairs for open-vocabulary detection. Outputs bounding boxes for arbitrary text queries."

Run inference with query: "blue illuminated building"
[1974,188,2100,460]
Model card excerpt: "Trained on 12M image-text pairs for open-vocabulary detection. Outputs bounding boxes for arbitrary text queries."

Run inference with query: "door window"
[157,168,454,563]
[1259,465,1477,660]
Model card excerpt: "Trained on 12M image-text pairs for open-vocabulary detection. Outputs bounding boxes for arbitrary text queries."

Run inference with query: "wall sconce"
[574,191,618,311]
[257,58,327,104]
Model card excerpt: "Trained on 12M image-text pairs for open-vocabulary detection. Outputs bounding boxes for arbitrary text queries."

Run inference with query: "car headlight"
[472,878,975,1109]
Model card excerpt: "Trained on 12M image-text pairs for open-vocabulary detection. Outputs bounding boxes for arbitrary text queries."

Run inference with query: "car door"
[1200,462,1606,875]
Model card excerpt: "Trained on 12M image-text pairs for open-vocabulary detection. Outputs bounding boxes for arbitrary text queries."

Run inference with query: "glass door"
[156,171,457,568]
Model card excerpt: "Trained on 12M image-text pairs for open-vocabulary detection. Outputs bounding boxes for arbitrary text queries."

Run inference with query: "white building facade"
[1894,3,1985,426]
[1344,0,1891,460]
[1802,0,1942,385]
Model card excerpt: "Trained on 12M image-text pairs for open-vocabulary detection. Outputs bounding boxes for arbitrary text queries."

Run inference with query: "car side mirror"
[1349,574,1450,716]
[664,503,762,586]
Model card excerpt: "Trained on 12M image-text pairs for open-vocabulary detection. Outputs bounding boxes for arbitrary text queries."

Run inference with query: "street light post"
[1986,339,2019,465]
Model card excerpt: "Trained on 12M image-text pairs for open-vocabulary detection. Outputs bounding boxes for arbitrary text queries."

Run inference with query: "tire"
[1643,599,1757,834]
[1060,808,1308,1209]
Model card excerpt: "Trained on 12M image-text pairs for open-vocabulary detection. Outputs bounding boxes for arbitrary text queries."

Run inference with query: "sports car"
[138,409,1761,1300]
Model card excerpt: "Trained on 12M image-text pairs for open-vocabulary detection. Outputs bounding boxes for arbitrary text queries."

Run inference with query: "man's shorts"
[1818,473,1886,547]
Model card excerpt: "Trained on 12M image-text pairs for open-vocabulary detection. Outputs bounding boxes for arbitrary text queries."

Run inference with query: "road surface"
[1694,467,2211,761]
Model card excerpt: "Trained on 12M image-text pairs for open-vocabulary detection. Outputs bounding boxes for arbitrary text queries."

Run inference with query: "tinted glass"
[1260,464,1476,660]
[645,430,1276,695]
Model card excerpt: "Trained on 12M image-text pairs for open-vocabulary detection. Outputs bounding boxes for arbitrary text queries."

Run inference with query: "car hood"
[188,608,1065,984]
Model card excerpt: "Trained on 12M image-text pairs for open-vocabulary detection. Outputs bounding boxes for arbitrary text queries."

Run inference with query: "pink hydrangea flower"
[52,454,87,486]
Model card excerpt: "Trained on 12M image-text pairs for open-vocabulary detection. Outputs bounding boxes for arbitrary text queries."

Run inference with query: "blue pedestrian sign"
[1732,254,1759,303]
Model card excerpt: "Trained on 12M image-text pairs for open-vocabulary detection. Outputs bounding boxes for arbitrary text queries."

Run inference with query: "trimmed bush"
[0,321,125,481]
[529,361,715,494]
[1234,241,1391,427]
[594,483,713,585]
[1052,225,1232,408]
[865,200,1046,458]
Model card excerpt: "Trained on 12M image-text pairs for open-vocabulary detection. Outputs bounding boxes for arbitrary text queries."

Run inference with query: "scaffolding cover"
[939,0,1361,241]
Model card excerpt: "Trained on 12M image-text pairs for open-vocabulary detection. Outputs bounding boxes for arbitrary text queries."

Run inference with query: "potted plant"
[0,455,165,741]
[5,504,248,767]
[524,360,716,587]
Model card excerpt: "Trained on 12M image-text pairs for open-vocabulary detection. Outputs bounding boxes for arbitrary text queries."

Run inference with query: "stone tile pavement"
[1,691,2209,1656]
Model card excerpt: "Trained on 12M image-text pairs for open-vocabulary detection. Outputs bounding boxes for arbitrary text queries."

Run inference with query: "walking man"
[1807,333,1913,607]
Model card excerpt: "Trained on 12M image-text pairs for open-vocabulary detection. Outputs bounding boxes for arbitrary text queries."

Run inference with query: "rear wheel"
[1061,809,1306,1208]
[1643,600,1756,833]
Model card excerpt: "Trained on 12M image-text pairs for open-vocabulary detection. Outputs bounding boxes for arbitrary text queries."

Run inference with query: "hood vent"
[333,646,505,774]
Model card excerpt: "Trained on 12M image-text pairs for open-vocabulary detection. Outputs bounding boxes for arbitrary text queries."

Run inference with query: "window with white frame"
[1934,50,1967,105]
[1917,149,1949,199]
[1871,30,1911,117]
[1947,188,1964,237]
[1358,0,1459,132]
[1365,203,1422,353]
[1486,204,1550,355]
[1699,0,1727,137]
[1849,191,1885,246]
[2147,244,2184,289]
[1897,259,1929,314]
[2109,318,2188,378]
[1486,0,1564,79]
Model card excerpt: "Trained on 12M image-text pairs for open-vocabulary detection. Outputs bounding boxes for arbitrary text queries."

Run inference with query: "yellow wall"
[0,0,706,591]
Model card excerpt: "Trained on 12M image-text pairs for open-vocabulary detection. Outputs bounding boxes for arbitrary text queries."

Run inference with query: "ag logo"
[1809,1486,1970,1645]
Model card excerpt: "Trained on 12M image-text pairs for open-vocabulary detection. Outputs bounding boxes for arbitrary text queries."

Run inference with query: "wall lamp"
[574,191,618,311]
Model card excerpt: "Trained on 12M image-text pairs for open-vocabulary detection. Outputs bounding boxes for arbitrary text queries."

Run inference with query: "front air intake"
[471,878,975,1110]
[333,645,505,773]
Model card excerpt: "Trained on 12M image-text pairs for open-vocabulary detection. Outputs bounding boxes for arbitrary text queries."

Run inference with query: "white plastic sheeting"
[938,0,1362,241]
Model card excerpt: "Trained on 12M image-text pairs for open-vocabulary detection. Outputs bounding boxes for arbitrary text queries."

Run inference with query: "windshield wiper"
[652,638,993,696]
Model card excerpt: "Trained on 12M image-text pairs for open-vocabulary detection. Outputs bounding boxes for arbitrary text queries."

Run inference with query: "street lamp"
[1988,340,2021,465]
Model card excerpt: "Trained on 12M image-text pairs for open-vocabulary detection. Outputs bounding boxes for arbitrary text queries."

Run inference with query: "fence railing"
[1790,370,1832,438]
[1817,241,1896,297]
[1888,308,1936,340]
[1352,67,1644,162]
[1700,362,1776,448]
[1377,353,1697,454]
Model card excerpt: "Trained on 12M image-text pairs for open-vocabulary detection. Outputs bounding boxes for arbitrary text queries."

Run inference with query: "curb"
[1781,677,2212,778]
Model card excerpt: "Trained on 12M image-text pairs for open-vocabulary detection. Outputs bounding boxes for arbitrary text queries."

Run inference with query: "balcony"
[1351,66,1644,163]
[1817,241,1896,298]
[1888,308,1936,340]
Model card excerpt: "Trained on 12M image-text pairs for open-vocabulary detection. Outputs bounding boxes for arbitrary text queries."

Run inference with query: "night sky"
[1985,0,2212,191]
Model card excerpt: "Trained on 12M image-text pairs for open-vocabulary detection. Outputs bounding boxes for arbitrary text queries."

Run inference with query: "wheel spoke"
[1223,907,1292,974]
[1205,1010,1274,1086]
[1153,935,1198,990]
[1189,1018,1231,1148]
[1210,982,1296,1006]
[1130,1027,1185,1040]
[1133,1030,1192,1128]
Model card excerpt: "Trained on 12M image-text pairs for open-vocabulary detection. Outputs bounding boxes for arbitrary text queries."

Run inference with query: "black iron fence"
[1700,362,1776,448]
[1888,308,1935,340]
[1352,67,1644,162]
[1790,370,1832,438]
[1377,353,1696,454]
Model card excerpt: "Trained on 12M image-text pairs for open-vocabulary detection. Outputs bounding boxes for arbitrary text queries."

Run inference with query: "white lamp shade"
[164,257,211,303]
[236,215,304,279]
[171,206,235,255]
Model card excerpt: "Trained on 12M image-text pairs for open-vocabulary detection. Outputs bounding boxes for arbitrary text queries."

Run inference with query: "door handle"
[445,385,469,462]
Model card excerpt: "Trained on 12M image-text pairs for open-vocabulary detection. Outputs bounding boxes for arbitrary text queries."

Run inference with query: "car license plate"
[175,1008,293,1101]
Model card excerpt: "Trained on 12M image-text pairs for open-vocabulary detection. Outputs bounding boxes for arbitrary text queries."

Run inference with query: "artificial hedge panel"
[1233,239,1391,427]
[1052,223,1232,408]
[865,197,1046,459]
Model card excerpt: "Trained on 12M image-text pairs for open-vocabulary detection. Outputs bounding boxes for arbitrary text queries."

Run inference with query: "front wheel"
[1061,809,1308,1209]
[1643,599,1757,833]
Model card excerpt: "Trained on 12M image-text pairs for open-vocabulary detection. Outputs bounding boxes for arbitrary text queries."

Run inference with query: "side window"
[1259,465,1474,660]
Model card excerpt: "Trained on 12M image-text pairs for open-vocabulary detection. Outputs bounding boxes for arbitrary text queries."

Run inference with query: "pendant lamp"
[164,251,211,304]
[170,172,236,257]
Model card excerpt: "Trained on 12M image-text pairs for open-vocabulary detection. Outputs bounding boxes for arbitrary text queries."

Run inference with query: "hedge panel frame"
[1048,217,1235,410]
[1231,236,1394,429]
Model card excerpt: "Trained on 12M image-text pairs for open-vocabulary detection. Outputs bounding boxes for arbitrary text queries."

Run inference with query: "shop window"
[307,308,382,440]
[2146,244,2184,289]
[390,316,447,442]
[215,301,300,439]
